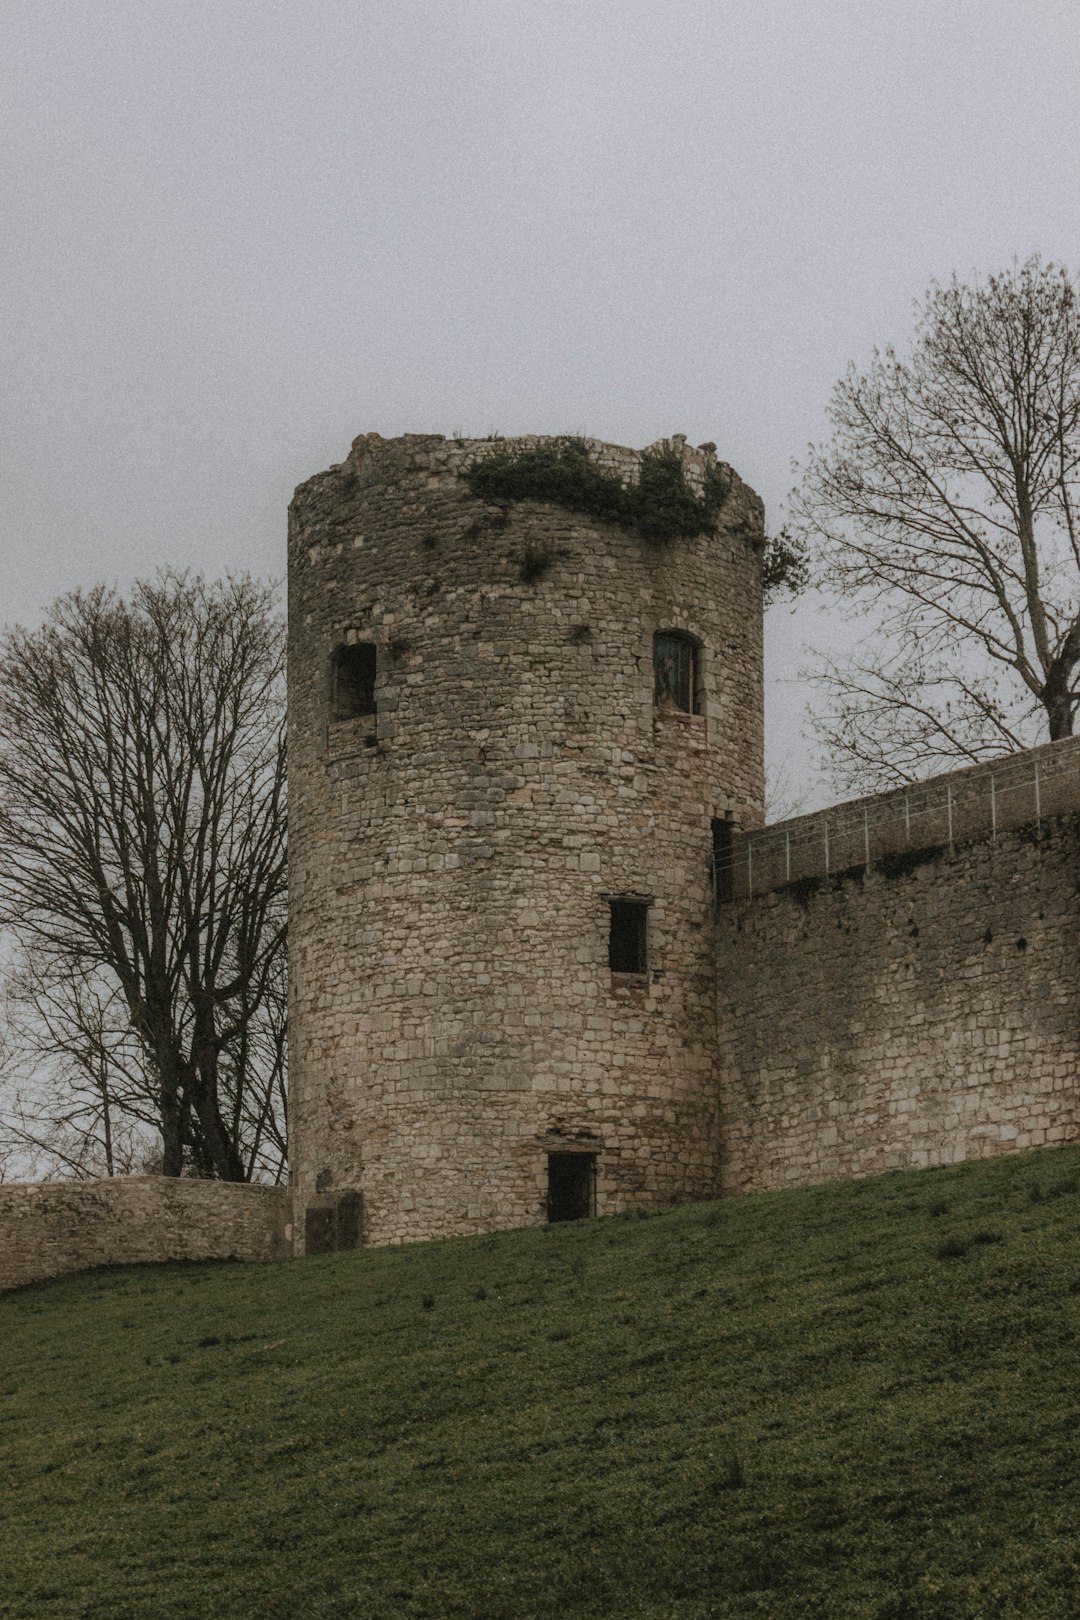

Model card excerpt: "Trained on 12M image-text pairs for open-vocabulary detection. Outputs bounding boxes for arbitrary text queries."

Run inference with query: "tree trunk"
[159,1087,184,1176]
[194,1096,247,1181]
[1046,696,1075,740]
[1041,657,1078,740]
[152,1040,187,1176]
[100,1075,114,1177]
[192,997,247,1181]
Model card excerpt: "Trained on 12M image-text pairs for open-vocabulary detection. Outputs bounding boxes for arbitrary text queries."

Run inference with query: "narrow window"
[609,898,648,974]
[712,817,734,904]
[331,643,377,721]
[547,1152,596,1222]
[653,631,701,714]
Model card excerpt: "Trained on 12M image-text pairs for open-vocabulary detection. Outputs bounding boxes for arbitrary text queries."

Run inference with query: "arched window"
[653,631,701,715]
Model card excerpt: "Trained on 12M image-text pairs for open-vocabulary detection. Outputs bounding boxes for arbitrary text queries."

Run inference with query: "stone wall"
[716,813,1080,1195]
[0,1177,292,1292]
[721,734,1080,901]
[288,432,765,1247]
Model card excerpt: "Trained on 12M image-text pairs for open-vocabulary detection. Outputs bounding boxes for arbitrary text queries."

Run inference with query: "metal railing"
[715,735,1080,904]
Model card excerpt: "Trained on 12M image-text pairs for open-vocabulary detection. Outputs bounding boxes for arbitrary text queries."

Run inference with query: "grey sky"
[3,0,1079,808]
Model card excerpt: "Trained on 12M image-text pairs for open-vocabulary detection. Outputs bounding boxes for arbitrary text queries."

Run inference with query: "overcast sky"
[3,0,1078,809]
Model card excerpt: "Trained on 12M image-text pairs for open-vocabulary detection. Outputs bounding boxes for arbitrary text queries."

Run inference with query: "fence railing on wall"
[715,735,1080,905]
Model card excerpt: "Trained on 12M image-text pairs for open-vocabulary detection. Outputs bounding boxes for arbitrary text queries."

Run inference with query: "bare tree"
[0,959,153,1179]
[792,257,1080,790]
[0,573,287,1182]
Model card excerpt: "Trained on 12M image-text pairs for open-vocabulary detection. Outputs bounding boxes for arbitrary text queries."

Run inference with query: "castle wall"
[0,1177,292,1293]
[716,808,1080,1195]
[288,433,765,1246]
[721,733,1080,901]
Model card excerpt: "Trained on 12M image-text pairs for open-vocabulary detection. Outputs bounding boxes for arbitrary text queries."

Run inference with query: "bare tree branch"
[793,258,1080,790]
[0,572,287,1182]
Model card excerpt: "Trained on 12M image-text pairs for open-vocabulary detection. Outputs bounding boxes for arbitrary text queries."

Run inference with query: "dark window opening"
[609,898,648,974]
[331,642,377,721]
[654,631,701,714]
[547,1152,596,1222]
[712,817,734,904]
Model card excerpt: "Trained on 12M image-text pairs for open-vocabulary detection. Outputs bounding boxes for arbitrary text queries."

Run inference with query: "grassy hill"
[3,1146,1080,1620]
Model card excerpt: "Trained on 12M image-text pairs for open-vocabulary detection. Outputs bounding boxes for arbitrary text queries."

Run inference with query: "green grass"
[4,1146,1080,1619]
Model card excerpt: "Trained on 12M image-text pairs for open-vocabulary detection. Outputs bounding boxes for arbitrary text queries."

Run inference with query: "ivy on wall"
[761,526,810,601]
[462,437,732,543]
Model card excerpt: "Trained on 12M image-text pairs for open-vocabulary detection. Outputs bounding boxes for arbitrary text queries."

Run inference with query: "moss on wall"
[462,437,732,542]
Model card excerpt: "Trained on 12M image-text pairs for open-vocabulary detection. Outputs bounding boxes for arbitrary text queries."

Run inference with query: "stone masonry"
[716,776,1080,1195]
[289,429,1080,1256]
[0,1177,292,1292]
[288,432,765,1247]
[12,429,1079,1289]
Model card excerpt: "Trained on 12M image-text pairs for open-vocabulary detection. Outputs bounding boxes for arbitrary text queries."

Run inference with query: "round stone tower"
[288,432,764,1250]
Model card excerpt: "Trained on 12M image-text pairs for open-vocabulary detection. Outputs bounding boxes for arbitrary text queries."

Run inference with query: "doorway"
[547,1152,596,1222]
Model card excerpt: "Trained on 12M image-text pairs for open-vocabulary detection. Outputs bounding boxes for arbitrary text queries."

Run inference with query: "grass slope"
[4,1146,1080,1620]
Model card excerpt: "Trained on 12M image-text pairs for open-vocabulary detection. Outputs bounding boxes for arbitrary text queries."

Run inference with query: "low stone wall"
[716,814,1080,1195]
[0,1176,293,1292]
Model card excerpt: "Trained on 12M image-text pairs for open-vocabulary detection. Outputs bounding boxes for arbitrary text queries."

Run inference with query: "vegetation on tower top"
[462,436,733,542]
[462,436,809,599]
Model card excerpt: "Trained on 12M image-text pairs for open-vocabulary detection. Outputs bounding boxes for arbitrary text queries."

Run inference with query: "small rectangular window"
[331,643,377,721]
[609,898,648,974]
[712,818,734,904]
[547,1152,596,1222]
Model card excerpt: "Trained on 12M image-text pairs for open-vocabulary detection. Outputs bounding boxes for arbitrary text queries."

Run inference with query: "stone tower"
[288,432,765,1249]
